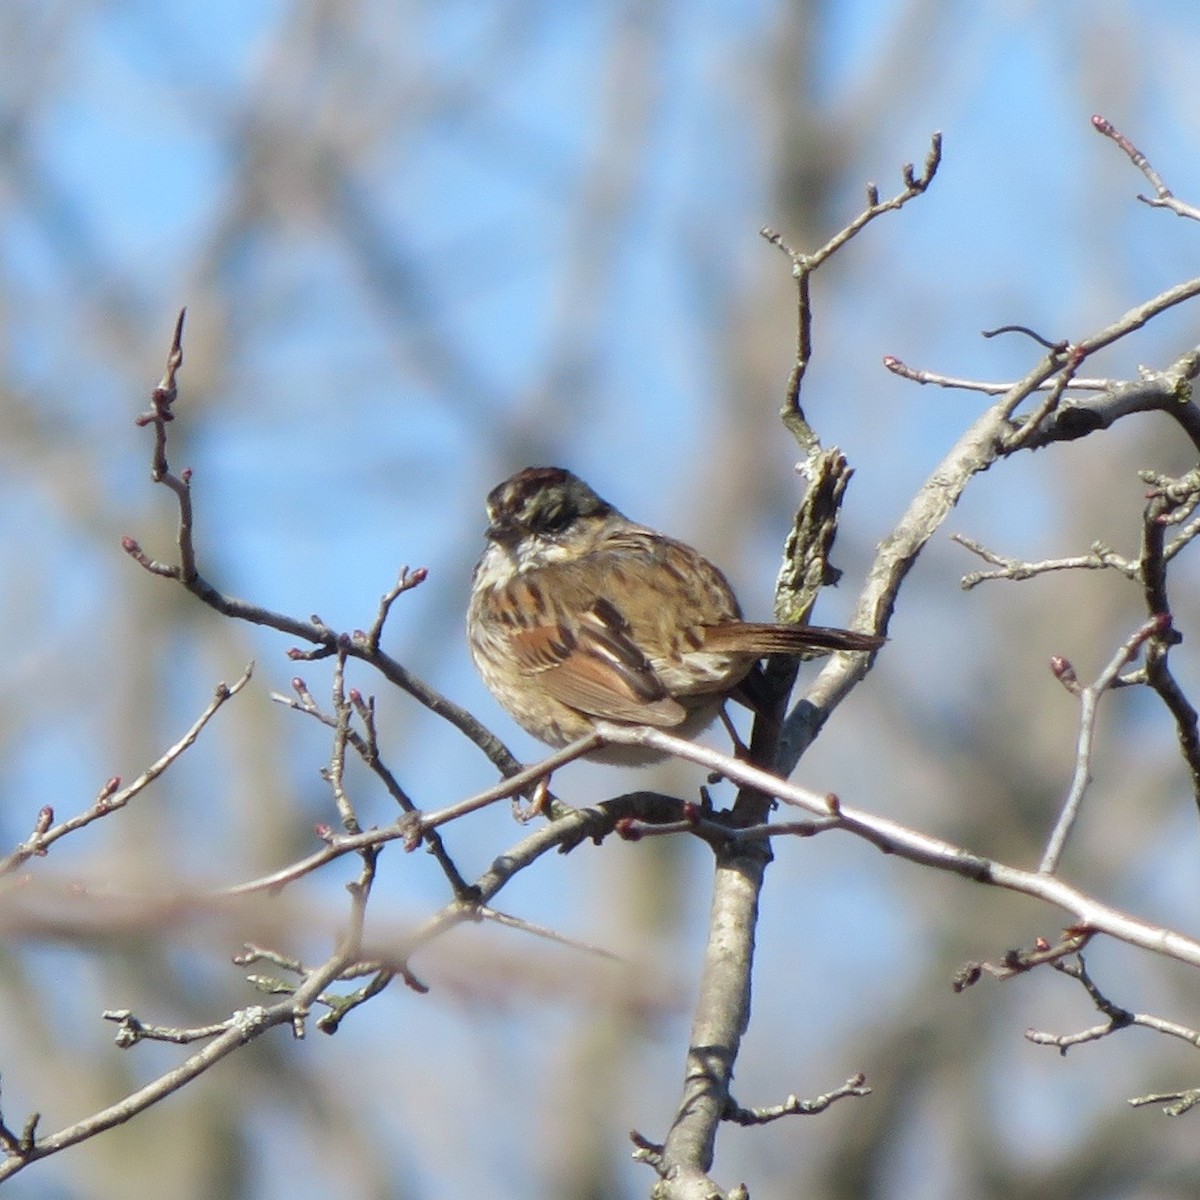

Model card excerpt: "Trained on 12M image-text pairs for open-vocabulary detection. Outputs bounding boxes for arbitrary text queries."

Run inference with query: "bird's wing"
[507,596,688,727]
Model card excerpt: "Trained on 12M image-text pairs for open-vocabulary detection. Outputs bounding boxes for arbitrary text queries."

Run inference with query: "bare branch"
[1027,956,1200,1072]
[884,354,1115,395]
[364,566,428,653]
[0,939,352,1183]
[273,676,475,898]
[1017,347,1200,455]
[592,722,1200,971]
[953,533,1139,589]
[125,315,528,783]
[0,665,254,878]
[723,1073,871,1125]
[1130,1089,1200,1117]
[1138,475,1200,813]
[1093,114,1200,222]
[477,906,623,962]
[1040,616,1169,874]
[761,131,942,455]
[953,931,1093,992]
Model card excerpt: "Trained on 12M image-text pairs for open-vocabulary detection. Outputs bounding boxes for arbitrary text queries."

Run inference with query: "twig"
[0,665,253,878]
[217,734,615,899]
[1040,616,1168,874]
[126,312,526,782]
[1000,351,1081,452]
[723,1073,870,1125]
[1129,1089,1200,1117]
[786,316,1200,776]
[1139,478,1200,813]
[953,534,1138,589]
[364,567,428,652]
[415,733,602,833]
[883,355,1113,395]
[273,678,475,898]
[324,646,360,835]
[1027,955,1200,1063]
[102,1011,237,1047]
[0,938,356,1182]
[477,906,622,961]
[762,131,941,455]
[953,930,1092,992]
[1093,114,1200,223]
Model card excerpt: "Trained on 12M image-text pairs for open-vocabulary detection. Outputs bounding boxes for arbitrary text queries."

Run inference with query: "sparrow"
[467,466,883,762]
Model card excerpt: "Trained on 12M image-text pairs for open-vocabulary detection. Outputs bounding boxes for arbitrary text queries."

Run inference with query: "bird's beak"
[485,515,521,546]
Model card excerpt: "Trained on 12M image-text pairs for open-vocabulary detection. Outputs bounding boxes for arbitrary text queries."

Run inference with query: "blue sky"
[3,2,1200,1197]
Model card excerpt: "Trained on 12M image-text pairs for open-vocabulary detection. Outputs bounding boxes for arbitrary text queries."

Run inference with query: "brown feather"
[506,605,689,727]
[701,622,884,655]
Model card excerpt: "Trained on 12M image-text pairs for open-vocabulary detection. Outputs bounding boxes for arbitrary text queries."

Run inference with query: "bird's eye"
[530,502,573,535]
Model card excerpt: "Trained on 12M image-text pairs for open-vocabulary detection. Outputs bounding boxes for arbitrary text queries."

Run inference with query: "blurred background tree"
[2,1,1200,1197]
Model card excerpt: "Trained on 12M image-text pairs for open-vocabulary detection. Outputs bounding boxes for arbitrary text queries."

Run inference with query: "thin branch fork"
[0,665,254,878]
[125,312,525,784]
[0,940,355,1183]
[761,131,942,455]
[1093,113,1200,222]
[275,674,475,897]
[1039,615,1170,875]
[954,930,1093,992]
[953,533,1139,589]
[723,1074,871,1125]
[1025,954,1200,1077]
[953,464,1200,823]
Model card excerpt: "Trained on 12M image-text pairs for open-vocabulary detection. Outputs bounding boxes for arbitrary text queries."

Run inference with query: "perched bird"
[467,466,882,761]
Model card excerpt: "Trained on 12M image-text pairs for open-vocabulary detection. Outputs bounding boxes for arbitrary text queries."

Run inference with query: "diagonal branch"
[125,311,526,782]
[0,665,254,878]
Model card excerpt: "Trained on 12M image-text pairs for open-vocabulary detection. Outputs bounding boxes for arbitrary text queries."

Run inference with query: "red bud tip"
[410,567,428,584]
[291,677,306,692]
[315,824,334,843]
[1049,656,1076,683]
[349,689,362,704]
[682,801,700,823]
[181,467,192,482]
[1152,612,1173,634]
[121,536,139,553]
[615,817,642,841]
[286,648,303,660]
[1034,936,1050,951]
